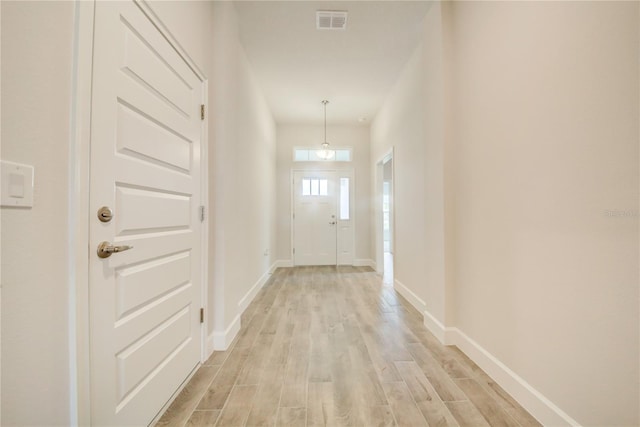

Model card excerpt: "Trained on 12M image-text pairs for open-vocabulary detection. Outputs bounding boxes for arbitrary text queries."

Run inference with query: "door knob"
[329,221,336,225]
[97,241,133,258]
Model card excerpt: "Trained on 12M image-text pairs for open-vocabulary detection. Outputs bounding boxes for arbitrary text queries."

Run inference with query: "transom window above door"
[293,147,352,162]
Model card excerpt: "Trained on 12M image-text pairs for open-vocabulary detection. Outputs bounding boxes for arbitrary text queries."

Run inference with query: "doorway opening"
[376,150,394,285]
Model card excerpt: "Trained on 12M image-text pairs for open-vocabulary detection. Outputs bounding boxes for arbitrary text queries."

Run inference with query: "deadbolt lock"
[97,206,113,223]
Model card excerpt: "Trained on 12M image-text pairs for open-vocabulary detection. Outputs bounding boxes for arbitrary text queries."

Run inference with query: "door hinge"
[199,205,205,222]
[293,248,295,254]
[200,308,204,324]
[201,104,205,120]
[293,212,295,219]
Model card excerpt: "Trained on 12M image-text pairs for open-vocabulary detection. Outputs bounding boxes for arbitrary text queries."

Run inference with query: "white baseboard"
[208,313,240,352]
[422,308,448,344]
[393,279,426,314]
[273,259,376,269]
[208,262,278,353]
[354,258,376,269]
[273,259,293,268]
[444,326,579,426]
[238,262,276,313]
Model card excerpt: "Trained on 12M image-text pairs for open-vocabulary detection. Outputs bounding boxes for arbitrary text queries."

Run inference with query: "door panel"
[89,1,202,425]
[116,103,192,172]
[293,171,337,265]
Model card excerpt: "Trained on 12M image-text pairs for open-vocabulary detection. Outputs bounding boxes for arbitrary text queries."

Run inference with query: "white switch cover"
[1,160,34,207]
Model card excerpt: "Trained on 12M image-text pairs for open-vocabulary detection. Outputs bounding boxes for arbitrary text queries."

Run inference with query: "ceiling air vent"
[316,11,348,30]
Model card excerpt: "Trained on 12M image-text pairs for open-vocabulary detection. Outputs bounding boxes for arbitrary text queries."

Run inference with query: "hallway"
[157,267,540,427]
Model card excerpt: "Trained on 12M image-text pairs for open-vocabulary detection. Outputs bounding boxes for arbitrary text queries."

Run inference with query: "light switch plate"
[1,160,34,208]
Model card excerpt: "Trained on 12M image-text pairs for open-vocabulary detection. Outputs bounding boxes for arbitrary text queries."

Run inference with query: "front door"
[293,171,337,265]
[89,1,203,425]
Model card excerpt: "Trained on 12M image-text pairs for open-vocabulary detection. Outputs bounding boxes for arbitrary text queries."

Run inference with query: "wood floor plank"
[196,347,250,410]
[280,383,306,408]
[216,385,258,427]
[446,401,492,427]
[185,410,220,427]
[395,361,460,427]
[382,382,429,427]
[245,364,285,427]
[359,323,403,383]
[283,340,310,385]
[506,406,544,427]
[406,342,467,402]
[348,351,388,406]
[155,365,220,427]
[276,407,306,427]
[237,333,276,385]
[266,307,295,365]
[454,378,520,427]
[358,405,397,427]
[307,382,336,427]
[308,333,332,382]
[204,349,232,366]
[410,330,473,379]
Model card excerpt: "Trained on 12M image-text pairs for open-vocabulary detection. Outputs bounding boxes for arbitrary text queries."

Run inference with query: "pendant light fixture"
[317,100,335,160]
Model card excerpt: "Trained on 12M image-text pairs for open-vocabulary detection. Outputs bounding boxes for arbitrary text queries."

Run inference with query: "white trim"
[422,308,448,345]
[422,305,579,426]
[393,279,426,314]
[208,314,241,352]
[69,2,95,425]
[374,147,394,276]
[353,259,376,269]
[274,259,294,268]
[446,328,580,427]
[238,263,276,313]
[292,146,353,162]
[290,169,294,263]
[199,80,209,364]
[208,261,278,355]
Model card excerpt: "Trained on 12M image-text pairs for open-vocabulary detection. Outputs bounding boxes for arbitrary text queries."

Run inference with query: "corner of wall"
[393,279,426,316]
[207,261,279,353]
[207,313,241,353]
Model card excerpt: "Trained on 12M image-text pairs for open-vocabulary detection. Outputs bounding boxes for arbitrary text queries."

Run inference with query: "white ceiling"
[234,1,431,125]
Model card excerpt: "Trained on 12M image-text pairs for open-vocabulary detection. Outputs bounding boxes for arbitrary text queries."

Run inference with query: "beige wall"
[370,39,429,302]
[373,1,639,425]
[451,2,638,425]
[276,124,371,263]
[1,1,214,424]
[209,2,277,337]
[1,2,74,424]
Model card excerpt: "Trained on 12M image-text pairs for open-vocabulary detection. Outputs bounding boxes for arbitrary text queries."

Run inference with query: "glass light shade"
[316,142,335,160]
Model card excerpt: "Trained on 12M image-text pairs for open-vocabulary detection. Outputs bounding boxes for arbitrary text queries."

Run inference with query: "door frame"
[68,1,209,424]
[290,168,356,266]
[375,148,394,276]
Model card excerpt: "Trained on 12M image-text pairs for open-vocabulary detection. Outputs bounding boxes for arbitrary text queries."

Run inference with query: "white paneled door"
[89,1,203,425]
[293,171,338,265]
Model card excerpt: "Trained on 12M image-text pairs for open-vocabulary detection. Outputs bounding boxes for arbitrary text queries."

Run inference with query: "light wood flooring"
[156,266,541,427]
